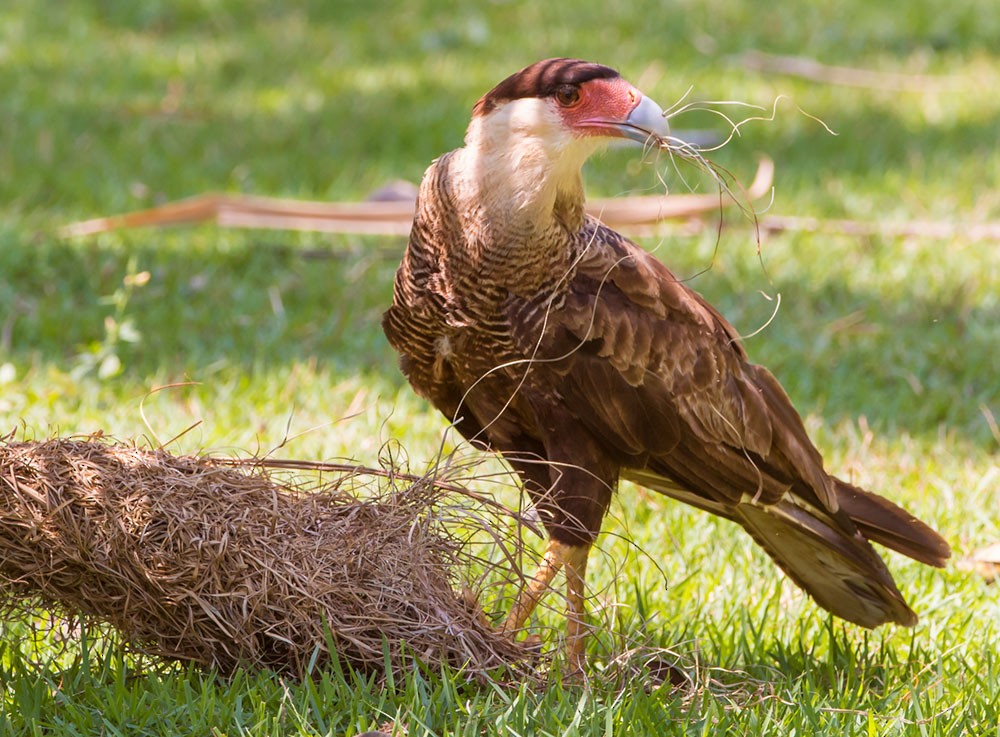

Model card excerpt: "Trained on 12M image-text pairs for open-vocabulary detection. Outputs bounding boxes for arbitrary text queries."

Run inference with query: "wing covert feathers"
[552,227,836,511]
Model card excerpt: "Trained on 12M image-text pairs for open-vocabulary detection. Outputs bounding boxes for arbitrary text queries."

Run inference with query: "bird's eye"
[554,85,581,107]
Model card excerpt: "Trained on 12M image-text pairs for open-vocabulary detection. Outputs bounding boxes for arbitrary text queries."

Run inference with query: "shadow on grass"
[1,225,996,449]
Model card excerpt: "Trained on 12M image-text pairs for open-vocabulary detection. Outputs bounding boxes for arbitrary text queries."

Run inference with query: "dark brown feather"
[835,479,951,567]
[473,58,619,117]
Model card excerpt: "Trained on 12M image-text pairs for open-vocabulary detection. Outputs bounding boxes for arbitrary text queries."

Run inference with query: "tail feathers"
[835,478,951,568]
[734,500,918,628]
[622,466,951,627]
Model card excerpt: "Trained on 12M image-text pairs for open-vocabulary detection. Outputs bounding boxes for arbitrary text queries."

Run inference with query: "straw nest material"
[0,437,531,677]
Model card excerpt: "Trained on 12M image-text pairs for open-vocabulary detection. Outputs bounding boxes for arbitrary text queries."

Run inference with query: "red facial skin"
[553,77,643,138]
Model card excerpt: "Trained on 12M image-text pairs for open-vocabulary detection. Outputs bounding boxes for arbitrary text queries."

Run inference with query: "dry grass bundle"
[0,437,531,678]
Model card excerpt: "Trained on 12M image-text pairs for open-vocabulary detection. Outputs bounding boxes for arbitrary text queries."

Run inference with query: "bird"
[382,58,951,670]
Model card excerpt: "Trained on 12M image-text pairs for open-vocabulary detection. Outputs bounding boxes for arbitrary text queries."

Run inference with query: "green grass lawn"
[2,0,999,734]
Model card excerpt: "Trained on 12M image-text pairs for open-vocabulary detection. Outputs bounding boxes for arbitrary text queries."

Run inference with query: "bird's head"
[460,58,669,220]
[470,58,669,148]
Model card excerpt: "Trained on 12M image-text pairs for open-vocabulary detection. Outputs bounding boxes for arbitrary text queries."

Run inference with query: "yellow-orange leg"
[502,539,592,671]
[562,543,591,674]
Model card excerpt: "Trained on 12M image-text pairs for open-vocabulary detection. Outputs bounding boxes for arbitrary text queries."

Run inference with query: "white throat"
[453,97,604,231]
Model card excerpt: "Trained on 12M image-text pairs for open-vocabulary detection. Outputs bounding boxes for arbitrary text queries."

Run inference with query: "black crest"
[472,58,620,116]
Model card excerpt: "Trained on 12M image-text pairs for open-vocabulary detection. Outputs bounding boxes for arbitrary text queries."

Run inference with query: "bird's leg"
[501,538,569,635]
[502,538,592,671]
[562,542,591,673]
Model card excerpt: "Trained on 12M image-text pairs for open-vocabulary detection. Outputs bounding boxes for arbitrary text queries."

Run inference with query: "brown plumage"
[383,58,950,668]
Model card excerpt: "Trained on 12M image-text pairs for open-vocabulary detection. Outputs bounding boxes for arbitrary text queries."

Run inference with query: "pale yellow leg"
[502,539,592,671]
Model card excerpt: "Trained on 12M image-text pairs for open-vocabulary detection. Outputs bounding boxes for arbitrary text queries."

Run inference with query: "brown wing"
[511,222,949,627]
[508,220,948,627]
[509,219,835,513]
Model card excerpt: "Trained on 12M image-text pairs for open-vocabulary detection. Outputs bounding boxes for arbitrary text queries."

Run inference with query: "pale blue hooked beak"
[579,91,670,145]
[618,95,670,144]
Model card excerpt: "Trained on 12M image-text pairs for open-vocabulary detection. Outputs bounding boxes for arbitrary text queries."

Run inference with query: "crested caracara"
[383,58,950,671]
